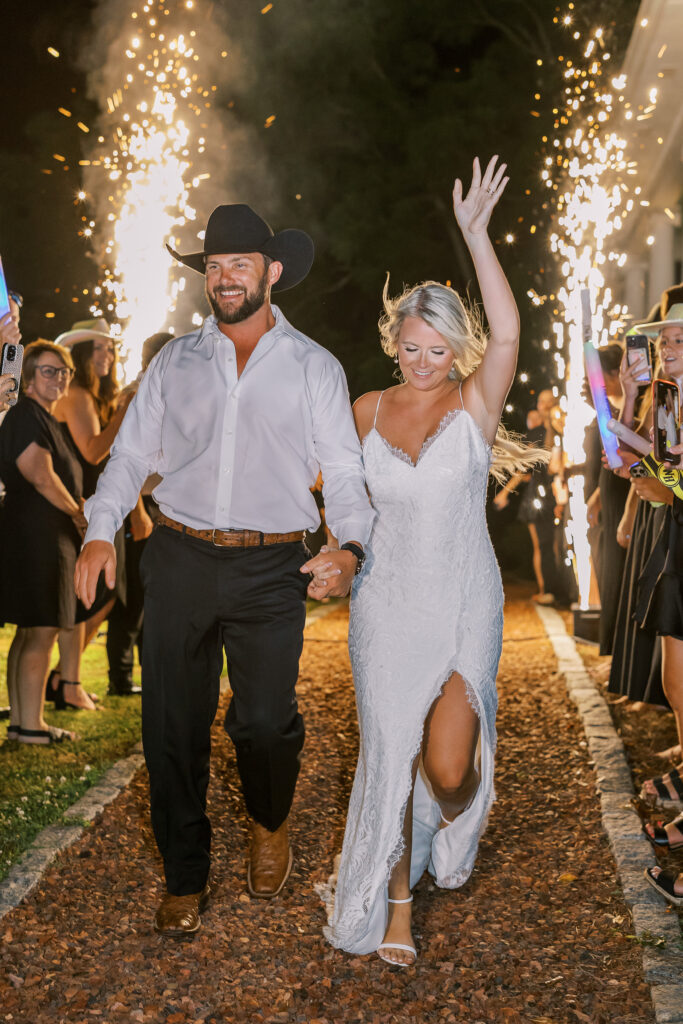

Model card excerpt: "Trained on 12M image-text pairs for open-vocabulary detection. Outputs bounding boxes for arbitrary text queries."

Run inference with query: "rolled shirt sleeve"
[83,358,164,544]
[311,358,375,547]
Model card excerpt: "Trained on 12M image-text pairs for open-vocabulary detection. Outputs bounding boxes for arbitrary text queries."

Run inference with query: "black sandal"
[644,867,683,907]
[642,816,683,851]
[18,726,76,745]
[47,671,99,707]
[641,767,683,804]
[54,679,98,711]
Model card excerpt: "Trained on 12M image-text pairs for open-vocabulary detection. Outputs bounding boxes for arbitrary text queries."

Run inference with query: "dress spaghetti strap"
[373,391,385,429]
[458,379,464,412]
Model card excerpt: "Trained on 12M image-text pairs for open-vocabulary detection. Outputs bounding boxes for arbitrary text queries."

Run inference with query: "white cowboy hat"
[54,318,116,349]
[634,303,683,337]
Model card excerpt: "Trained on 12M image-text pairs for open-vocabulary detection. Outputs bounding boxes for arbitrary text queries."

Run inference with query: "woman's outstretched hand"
[453,155,509,239]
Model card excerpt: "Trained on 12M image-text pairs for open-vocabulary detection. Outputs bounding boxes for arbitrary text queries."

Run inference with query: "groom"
[74,204,374,935]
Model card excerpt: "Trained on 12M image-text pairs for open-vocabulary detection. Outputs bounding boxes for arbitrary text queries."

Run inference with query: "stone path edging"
[0,600,342,923]
[534,603,683,1024]
[0,749,145,921]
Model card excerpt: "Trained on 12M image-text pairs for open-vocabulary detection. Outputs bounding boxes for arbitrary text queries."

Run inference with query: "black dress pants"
[139,525,308,896]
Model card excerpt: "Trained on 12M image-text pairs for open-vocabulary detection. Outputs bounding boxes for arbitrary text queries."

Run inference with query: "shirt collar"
[191,305,287,350]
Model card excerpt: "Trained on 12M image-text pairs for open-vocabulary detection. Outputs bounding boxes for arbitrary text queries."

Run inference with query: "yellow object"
[641,453,683,500]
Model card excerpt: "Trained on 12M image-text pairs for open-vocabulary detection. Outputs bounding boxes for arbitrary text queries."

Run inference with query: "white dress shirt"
[84,306,374,548]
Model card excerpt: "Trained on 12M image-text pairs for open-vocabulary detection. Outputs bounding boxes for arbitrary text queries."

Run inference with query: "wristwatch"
[340,542,366,574]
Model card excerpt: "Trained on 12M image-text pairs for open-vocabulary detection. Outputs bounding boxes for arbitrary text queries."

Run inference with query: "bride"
[307,156,545,965]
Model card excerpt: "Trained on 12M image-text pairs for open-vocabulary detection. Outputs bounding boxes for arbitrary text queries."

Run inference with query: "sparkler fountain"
[79,0,232,380]
[540,6,656,611]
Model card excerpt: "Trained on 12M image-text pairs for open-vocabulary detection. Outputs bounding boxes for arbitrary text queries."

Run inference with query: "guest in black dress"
[0,342,87,745]
[47,321,134,709]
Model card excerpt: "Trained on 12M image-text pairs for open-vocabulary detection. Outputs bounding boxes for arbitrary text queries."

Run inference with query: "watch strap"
[340,542,365,572]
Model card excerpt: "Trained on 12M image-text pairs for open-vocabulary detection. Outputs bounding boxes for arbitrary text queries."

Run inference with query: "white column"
[648,211,675,310]
[624,259,647,320]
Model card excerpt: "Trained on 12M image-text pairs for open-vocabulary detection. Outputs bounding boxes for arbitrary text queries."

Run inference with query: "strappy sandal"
[54,680,98,711]
[18,726,76,745]
[46,670,99,707]
[642,816,683,851]
[377,896,417,967]
[640,767,683,805]
[644,867,683,907]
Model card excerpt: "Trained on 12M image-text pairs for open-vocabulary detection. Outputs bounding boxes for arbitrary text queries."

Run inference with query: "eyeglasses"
[35,365,74,381]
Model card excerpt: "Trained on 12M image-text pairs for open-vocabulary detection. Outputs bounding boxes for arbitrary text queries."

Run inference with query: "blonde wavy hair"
[379,278,550,483]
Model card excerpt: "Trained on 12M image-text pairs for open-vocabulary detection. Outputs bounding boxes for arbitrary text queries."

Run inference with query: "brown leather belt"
[156,511,305,548]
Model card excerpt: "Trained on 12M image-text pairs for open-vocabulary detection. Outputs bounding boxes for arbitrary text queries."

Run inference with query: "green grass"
[0,625,142,883]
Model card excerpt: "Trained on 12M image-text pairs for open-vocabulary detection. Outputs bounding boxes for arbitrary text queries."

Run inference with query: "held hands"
[300,545,358,600]
[453,156,509,240]
[74,541,117,609]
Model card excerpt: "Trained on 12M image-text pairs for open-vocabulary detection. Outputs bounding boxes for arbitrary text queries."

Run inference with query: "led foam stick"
[606,418,651,455]
[584,340,623,468]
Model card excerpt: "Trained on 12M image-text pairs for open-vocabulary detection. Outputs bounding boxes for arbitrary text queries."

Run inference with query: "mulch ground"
[574,634,683,931]
[0,585,653,1024]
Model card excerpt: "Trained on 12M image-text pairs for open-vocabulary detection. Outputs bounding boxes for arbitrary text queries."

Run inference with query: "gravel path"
[0,588,653,1023]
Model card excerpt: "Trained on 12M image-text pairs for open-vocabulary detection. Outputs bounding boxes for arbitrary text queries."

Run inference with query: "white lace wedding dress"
[322,391,503,955]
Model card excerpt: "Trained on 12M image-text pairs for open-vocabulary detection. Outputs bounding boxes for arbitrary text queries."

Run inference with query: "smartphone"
[626,334,652,384]
[653,378,681,465]
[0,342,23,405]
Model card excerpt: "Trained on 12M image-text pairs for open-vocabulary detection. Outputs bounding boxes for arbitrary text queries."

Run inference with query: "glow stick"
[584,341,622,468]
[606,418,650,455]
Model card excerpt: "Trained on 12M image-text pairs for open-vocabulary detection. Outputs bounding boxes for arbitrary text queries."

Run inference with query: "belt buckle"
[211,528,227,548]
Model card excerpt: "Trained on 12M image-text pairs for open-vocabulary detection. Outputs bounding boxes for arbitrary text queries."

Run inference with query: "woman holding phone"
[311,158,544,966]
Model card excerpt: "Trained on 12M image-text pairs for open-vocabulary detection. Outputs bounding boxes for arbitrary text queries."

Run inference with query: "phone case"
[653,378,681,465]
[0,342,23,406]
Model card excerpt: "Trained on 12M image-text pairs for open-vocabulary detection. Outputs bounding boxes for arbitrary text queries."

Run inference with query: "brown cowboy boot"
[153,884,210,936]
[247,820,293,898]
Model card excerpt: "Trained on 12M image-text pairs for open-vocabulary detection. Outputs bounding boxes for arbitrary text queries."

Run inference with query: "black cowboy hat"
[166,204,314,291]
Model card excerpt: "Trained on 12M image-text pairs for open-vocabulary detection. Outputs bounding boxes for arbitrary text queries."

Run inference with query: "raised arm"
[57,387,133,466]
[454,155,518,443]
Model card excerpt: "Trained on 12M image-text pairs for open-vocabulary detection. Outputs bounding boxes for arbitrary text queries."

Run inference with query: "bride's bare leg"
[380,674,479,965]
[380,756,419,966]
[423,672,480,824]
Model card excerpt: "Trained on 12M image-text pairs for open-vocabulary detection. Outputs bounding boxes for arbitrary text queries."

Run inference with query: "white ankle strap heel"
[378,894,417,966]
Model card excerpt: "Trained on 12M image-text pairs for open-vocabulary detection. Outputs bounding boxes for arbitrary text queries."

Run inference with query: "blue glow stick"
[584,341,622,469]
